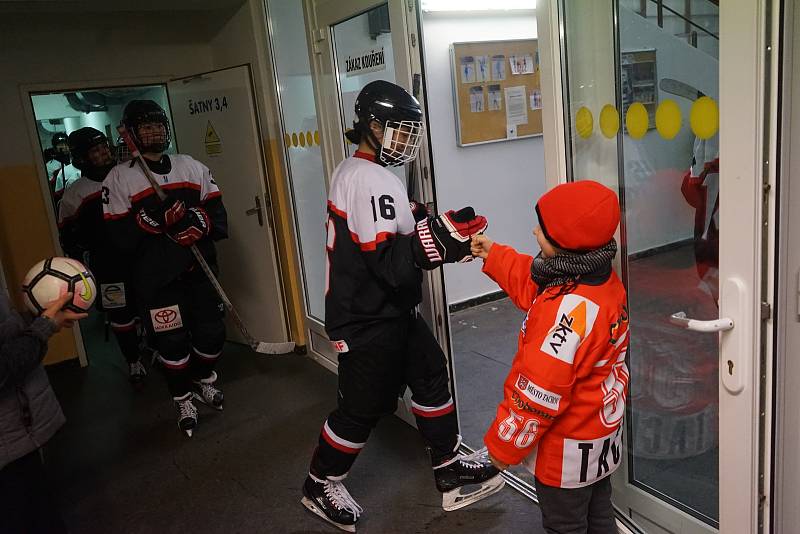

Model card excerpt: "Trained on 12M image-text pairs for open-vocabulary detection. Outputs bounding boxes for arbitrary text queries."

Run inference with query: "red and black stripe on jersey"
[324,152,422,346]
[102,154,227,296]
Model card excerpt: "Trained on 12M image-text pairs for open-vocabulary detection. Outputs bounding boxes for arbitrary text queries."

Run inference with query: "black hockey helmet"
[347,80,424,166]
[68,127,116,181]
[122,99,171,153]
[50,132,71,164]
[51,132,69,148]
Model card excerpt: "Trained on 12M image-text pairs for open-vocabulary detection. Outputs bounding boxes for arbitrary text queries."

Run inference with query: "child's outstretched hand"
[471,234,494,259]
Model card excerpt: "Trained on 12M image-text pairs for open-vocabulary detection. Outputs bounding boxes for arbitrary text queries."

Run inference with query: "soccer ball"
[21,257,97,314]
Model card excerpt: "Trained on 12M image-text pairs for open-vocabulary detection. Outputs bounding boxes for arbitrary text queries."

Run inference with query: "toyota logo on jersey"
[149,305,183,332]
[155,309,177,324]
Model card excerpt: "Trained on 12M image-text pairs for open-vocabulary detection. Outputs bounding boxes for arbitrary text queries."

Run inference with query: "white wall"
[421,12,547,305]
[0,11,221,170]
[619,5,719,254]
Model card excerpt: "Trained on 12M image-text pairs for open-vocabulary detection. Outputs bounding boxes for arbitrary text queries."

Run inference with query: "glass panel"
[562,0,720,527]
[268,0,328,323]
[30,84,174,359]
[419,9,546,488]
[331,3,402,183]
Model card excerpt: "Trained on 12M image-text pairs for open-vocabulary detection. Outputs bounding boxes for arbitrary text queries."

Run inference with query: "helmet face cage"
[130,111,171,153]
[379,120,424,166]
[116,136,132,163]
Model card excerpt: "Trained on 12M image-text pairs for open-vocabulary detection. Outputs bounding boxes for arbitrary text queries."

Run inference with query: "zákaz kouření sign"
[345,47,386,77]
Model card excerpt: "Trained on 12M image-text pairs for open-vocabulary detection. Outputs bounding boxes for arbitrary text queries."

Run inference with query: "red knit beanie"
[535,181,620,252]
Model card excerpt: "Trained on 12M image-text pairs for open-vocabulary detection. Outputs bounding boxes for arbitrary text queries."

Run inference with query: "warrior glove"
[169,207,211,247]
[412,207,488,269]
[409,200,429,223]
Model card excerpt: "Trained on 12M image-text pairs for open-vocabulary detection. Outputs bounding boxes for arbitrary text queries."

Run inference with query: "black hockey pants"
[92,262,141,365]
[310,313,459,479]
[139,267,225,398]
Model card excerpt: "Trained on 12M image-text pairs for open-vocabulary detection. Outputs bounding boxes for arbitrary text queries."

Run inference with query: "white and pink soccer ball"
[21,257,97,314]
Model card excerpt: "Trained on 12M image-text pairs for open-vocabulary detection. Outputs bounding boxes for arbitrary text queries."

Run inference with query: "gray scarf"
[531,239,618,297]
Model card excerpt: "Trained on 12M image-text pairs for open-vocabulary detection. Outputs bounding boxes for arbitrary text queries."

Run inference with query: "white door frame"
[19,76,171,367]
[539,0,777,532]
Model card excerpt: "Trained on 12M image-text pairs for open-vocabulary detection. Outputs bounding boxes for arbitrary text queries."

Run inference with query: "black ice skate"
[192,371,224,410]
[433,445,505,511]
[173,393,198,437]
[301,474,362,532]
[128,359,147,389]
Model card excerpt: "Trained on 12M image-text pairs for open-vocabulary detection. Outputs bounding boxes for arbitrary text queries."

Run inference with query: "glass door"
[303,0,446,425]
[553,0,770,532]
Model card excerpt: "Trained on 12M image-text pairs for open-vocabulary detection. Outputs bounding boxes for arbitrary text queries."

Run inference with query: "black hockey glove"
[135,195,186,235]
[412,207,488,269]
[409,200,429,223]
[168,207,211,247]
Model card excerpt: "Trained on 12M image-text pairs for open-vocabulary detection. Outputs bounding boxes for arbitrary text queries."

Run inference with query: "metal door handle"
[669,311,734,332]
[245,195,263,227]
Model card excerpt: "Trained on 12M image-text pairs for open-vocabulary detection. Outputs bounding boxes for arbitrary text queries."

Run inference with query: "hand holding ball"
[21,257,97,315]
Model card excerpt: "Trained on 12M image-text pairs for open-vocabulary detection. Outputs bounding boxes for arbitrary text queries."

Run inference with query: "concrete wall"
[421,12,547,305]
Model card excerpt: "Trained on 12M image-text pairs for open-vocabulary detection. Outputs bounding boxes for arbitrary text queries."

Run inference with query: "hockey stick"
[117,125,295,355]
[659,78,704,101]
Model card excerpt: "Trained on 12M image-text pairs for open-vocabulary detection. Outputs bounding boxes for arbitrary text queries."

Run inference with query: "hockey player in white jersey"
[58,127,147,387]
[301,81,504,532]
[102,100,228,436]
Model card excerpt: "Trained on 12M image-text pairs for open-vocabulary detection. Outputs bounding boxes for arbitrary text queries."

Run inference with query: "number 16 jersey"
[324,152,422,348]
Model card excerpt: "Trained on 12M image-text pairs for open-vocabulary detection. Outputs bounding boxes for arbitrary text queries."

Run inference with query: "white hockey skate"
[173,393,198,437]
[301,474,362,532]
[192,371,224,411]
[433,443,505,511]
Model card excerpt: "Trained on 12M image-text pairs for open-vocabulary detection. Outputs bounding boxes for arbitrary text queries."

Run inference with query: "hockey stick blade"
[659,78,703,101]
[253,341,296,354]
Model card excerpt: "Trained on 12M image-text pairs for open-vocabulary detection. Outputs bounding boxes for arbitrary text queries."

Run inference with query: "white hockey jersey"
[324,151,422,346]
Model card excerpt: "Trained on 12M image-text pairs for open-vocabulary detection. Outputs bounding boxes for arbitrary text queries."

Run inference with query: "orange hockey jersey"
[483,244,629,488]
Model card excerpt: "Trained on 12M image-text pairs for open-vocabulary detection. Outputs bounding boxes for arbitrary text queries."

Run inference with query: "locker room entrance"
[284,1,773,533]
[25,70,291,371]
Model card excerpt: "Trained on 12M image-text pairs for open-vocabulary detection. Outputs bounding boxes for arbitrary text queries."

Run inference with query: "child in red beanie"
[471,180,629,534]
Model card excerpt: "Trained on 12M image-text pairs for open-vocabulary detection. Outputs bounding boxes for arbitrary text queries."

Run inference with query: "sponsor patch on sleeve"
[149,305,184,332]
[515,374,561,411]
[540,294,600,364]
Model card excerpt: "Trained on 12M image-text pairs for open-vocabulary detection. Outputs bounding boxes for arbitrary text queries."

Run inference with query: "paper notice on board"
[460,56,476,83]
[509,54,535,75]
[475,56,489,82]
[469,86,485,112]
[491,55,506,81]
[505,86,528,126]
[488,84,502,111]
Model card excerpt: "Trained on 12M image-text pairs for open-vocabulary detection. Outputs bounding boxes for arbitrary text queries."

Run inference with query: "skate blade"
[301,497,357,532]
[191,392,224,411]
[442,475,505,512]
[184,428,193,437]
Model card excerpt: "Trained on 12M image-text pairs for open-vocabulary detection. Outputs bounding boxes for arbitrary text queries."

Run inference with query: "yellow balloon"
[306,131,314,146]
[284,133,291,146]
[690,96,719,140]
[299,131,306,147]
[575,106,593,139]
[655,99,682,140]
[626,102,649,140]
[599,104,620,139]
[291,132,298,147]
[314,130,321,145]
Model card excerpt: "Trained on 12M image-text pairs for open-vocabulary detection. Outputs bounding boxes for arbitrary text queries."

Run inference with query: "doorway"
[30,83,175,371]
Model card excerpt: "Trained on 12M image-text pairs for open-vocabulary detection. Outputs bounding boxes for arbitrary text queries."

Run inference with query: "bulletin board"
[450,39,543,146]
